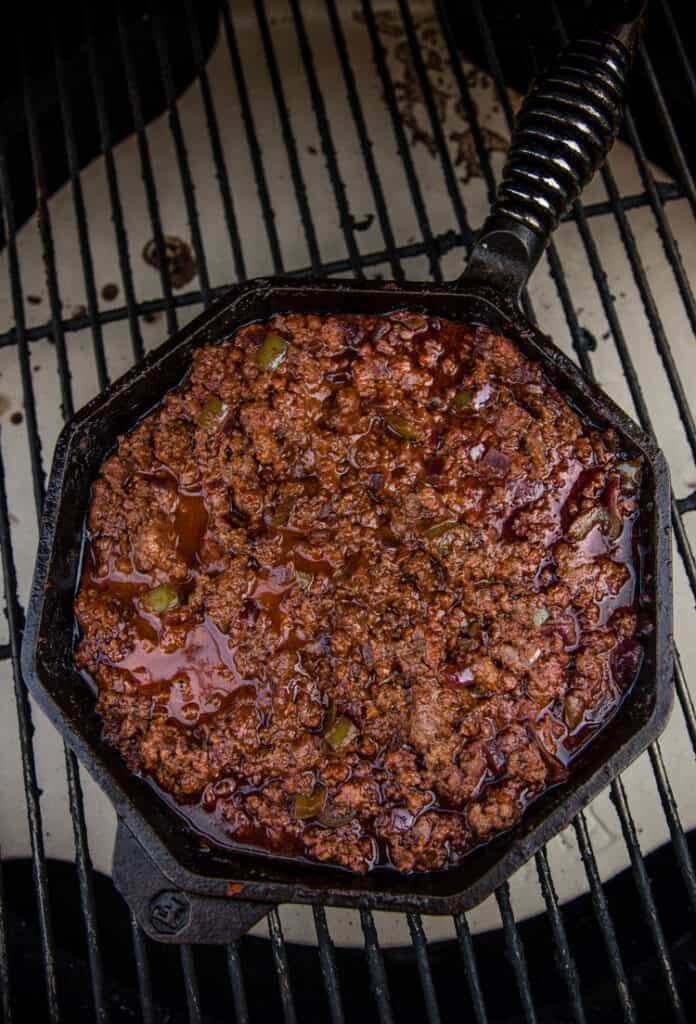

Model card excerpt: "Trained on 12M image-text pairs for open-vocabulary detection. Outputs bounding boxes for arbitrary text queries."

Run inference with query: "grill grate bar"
[398,0,474,247]
[361,0,443,282]
[672,507,696,598]
[0,857,12,1023]
[82,0,144,361]
[184,0,247,283]
[52,16,109,391]
[149,1,212,305]
[434,0,496,203]
[290,0,364,276]
[129,913,155,1024]
[115,1,179,336]
[312,907,346,1024]
[656,0,696,109]
[637,40,696,215]
[468,1,515,136]
[21,32,120,1023]
[577,180,686,211]
[0,231,460,351]
[453,912,488,1024]
[676,491,696,515]
[534,850,587,1024]
[226,942,250,1024]
[620,100,696,347]
[573,813,637,1023]
[0,444,59,1021]
[0,178,687,353]
[572,198,655,434]
[544,243,591,372]
[648,743,696,917]
[20,42,74,421]
[62,748,109,1024]
[495,883,538,1024]
[218,1,284,274]
[0,134,46,510]
[180,946,203,1024]
[646,741,696,919]
[267,907,299,1024]
[254,0,322,274]
[325,0,403,281]
[609,779,687,1021]
[675,652,696,755]
[360,909,395,1024]
[406,914,443,1024]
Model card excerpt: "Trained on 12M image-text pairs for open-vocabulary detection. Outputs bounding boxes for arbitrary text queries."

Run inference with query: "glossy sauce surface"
[75,312,648,873]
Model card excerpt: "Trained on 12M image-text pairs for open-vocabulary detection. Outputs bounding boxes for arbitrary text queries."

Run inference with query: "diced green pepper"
[424,518,458,540]
[256,332,288,371]
[384,414,418,441]
[143,584,179,613]
[325,715,356,750]
[453,388,475,409]
[533,606,550,627]
[197,395,224,428]
[294,786,326,820]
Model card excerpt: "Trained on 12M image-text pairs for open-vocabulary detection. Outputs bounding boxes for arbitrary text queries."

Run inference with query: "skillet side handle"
[460,2,646,299]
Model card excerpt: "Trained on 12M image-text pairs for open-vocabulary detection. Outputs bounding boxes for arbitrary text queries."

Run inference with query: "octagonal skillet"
[22,1,672,942]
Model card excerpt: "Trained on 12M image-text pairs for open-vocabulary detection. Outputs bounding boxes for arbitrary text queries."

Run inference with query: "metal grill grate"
[1,0,695,1021]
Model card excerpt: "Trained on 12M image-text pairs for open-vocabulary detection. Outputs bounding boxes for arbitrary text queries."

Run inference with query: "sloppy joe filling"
[75,312,647,872]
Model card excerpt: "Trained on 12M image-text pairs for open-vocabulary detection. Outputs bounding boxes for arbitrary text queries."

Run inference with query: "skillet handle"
[460,2,646,298]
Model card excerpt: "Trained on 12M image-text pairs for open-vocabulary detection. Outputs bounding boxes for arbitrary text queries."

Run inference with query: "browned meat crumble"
[75,312,646,873]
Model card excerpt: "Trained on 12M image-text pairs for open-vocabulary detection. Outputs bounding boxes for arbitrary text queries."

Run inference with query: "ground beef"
[74,312,648,873]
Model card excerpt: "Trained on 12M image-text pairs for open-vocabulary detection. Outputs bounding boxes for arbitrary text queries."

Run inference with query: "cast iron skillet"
[22,1,672,943]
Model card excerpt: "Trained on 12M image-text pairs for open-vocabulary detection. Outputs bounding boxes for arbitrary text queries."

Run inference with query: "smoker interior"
[1,0,695,1021]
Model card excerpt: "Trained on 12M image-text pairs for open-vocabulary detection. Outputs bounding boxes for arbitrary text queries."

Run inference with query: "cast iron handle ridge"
[463,5,646,298]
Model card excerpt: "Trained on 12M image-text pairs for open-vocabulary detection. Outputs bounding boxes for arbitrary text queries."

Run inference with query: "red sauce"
[75,312,648,874]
